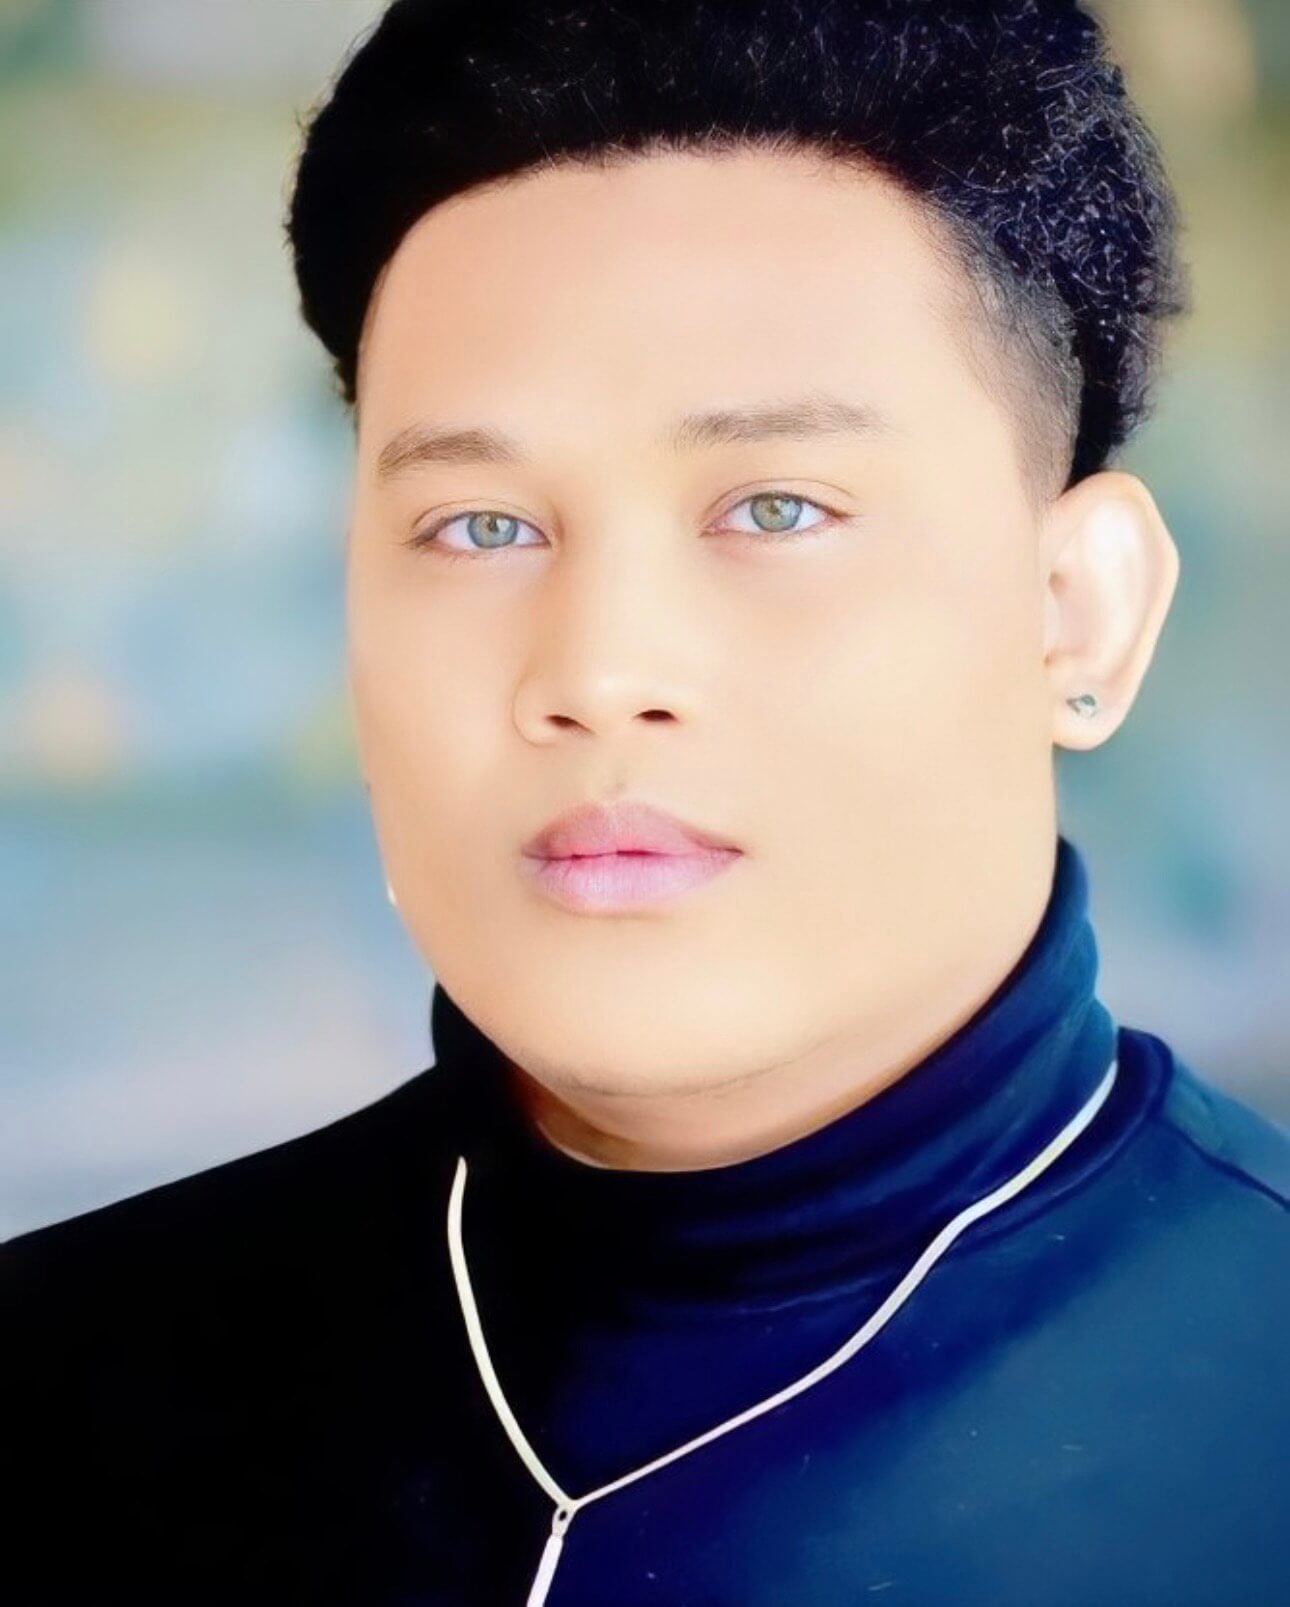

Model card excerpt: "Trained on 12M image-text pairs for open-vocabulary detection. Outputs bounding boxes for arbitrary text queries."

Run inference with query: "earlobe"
[1040,470,1181,751]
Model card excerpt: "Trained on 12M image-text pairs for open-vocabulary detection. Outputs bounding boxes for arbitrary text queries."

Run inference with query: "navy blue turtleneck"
[6,834,1289,1605]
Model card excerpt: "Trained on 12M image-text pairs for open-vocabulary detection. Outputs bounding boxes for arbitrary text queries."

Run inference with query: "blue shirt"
[6,833,1289,1605]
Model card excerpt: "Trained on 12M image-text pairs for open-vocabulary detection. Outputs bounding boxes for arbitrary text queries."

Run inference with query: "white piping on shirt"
[446,1053,1120,1606]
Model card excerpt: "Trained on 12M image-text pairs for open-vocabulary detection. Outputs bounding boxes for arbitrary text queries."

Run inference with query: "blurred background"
[1,0,1287,1238]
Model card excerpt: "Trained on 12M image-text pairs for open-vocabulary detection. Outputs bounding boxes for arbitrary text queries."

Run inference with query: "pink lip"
[523,799,741,859]
[521,799,743,912]
[523,845,742,912]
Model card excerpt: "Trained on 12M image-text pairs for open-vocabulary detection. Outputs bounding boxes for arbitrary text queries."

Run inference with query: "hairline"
[353,134,1083,509]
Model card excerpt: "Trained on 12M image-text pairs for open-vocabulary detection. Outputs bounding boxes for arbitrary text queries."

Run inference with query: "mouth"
[522,845,743,913]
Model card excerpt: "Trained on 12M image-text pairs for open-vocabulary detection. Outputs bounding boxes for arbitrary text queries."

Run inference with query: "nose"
[512,542,703,742]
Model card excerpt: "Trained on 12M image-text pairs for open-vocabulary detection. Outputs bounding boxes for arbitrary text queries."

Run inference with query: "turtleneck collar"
[428,833,1118,1319]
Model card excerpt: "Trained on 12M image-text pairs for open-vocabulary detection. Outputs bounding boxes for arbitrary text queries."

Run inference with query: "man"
[7,2,1288,1603]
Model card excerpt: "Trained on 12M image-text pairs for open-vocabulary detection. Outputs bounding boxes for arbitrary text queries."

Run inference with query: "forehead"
[355,148,976,452]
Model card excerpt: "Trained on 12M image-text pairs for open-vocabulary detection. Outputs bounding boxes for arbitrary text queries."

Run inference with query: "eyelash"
[404,489,842,562]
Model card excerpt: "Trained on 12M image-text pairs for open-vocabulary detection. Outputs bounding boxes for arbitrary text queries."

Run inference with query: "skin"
[347,147,1179,1172]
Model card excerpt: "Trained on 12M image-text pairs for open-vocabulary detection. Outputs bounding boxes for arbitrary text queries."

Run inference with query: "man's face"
[347,148,1059,1097]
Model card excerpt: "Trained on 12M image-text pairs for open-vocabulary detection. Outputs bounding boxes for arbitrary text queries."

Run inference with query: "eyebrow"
[375,394,894,481]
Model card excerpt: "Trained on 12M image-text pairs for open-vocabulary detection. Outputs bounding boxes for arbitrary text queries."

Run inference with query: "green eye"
[407,488,836,560]
[723,492,832,537]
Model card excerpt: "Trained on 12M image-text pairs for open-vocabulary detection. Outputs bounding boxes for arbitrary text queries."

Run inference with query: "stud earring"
[1066,693,1100,719]
[385,879,398,908]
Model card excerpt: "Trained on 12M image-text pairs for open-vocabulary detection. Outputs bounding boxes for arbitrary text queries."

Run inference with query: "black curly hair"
[285,0,1189,504]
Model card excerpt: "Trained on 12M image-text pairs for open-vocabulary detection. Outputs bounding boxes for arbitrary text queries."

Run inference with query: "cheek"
[757,533,1048,888]
[349,579,506,879]
[737,549,1050,1032]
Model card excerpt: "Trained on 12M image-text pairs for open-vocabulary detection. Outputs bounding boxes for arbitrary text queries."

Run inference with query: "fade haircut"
[285,0,1190,507]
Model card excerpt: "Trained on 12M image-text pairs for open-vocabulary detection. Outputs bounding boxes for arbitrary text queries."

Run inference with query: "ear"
[1039,470,1181,751]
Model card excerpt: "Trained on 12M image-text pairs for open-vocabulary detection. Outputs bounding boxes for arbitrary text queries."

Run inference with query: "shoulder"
[2,1062,470,1599]
[1020,1026,1290,1311]
[2,1061,470,1483]
[2,1062,457,1314]
[1093,1026,1290,1328]
[1140,1029,1290,1212]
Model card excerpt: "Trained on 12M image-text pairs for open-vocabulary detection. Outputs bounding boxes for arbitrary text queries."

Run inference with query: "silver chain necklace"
[447,1053,1119,1607]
